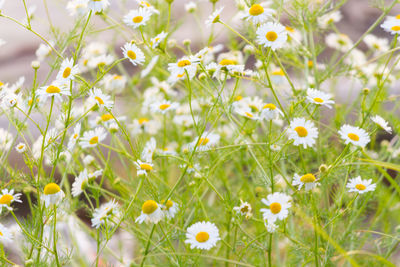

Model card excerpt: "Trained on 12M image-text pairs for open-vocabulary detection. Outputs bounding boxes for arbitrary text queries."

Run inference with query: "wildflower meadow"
[0,0,400,266]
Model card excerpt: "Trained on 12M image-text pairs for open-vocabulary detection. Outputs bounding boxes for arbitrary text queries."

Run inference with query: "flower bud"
[31,60,40,69]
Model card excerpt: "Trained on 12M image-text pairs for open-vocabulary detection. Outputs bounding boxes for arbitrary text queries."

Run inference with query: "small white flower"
[287,118,318,148]
[189,132,220,151]
[56,58,80,82]
[141,137,156,163]
[242,3,275,24]
[260,103,283,120]
[72,169,89,197]
[364,34,389,54]
[233,200,252,218]
[15,143,27,153]
[91,199,119,228]
[326,33,353,52]
[67,123,81,150]
[123,8,152,29]
[185,221,220,250]
[161,200,179,219]
[371,115,392,134]
[260,192,291,222]
[292,173,320,191]
[338,124,370,148]
[0,189,22,211]
[317,10,342,29]
[381,17,400,35]
[0,224,13,243]
[168,56,199,83]
[89,88,113,109]
[264,220,278,233]
[67,0,89,16]
[134,160,154,176]
[205,7,224,26]
[150,100,179,114]
[150,32,167,49]
[122,43,145,66]
[42,183,65,207]
[346,176,376,194]
[79,127,107,148]
[306,88,334,108]
[37,81,70,103]
[87,0,109,13]
[135,200,164,224]
[256,22,287,50]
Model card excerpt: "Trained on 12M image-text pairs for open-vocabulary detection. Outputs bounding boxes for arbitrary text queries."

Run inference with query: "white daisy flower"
[161,199,179,219]
[338,124,370,148]
[287,118,318,148]
[325,33,353,52]
[35,41,54,61]
[185,2,197,13]
[381,17,400,35]
[67,0,89,16]
[306,88,335,108]
[0,128,13,151]
[233,104,259,120]
[56,58,80,82]
[150,100,179,114]
[189,132,220,151]
[135,200,164,224]
[67,123,81,150]
[101,74,127,94]
[89,88,113,109]
[87,54,114,69]
[205,7,224,26]
[242,3,275,24]
[260,192,291,222]
[72,169,89,197]
[134,160,154,176]
[185,221,220,250]
[91,199,119,228]
[42,183,65,207]
[256,22,287,50]
[317,10,342,29]
[0,189,22,211]
[233,200,252,219]
[15,143,27,153]
[0,224,13,243]
[37,81,70,103]
[292,173,320,191]
[168,56,198,82]
[123,8,152,29]
[87,0,109,13]
[141,137,156,163]
[79,127,107,148]
[150,32,168,49]
[260,103,283,120]
[136,0,159,14]
[346,176,376,194]
[371,115,392,134]
[122,43,145,66]
[364,34,389,54]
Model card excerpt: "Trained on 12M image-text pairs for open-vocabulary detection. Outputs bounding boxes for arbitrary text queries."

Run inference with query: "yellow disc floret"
[142,200,158,214]
[44,183,61,195]
[195,231,210,243]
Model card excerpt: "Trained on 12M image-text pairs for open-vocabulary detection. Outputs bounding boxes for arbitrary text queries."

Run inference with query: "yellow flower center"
[113,75,123,80]
[46,85,61,94]
[73,133,78,139]
[355,184,366,191]
[313,97,324,103]
[177,60,191,67]
[133,16,143,23]
[101,114,113,121]
[89,136,99,145]
[0,82,3,87]
[271,69,284,76]
[0,194,14,206]
[240,205,249,213]
[294,126,308,137]
[142,200,158,214]
[195,231,210,243]
[347,133,359,141]
[162,199,173,209]
[300,173,316,183]
[285,26,295,33]
[95,96,104,105]
[62,67,71,79]
[44,183,61,195]
[138,118,149,124]
[235,95,243,101]
[159,104,171,110]
[265,31,278,42]
[245,112,254,118]
[219,59,235,66]
[127,50,137,60]
[17,145,25,150]
[198,137,210,146]
[249,4,264,16]
[308,60,313,67]
[140,163,153,171]
[396,14,400,19]
[263,103,276,110]
[270,202,282,214]
[249,104,259,112]
[391,25,400,31]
